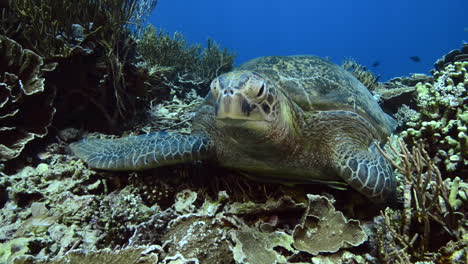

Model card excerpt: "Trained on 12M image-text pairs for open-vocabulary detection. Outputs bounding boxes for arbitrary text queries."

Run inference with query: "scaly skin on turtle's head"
[209,70,303,148]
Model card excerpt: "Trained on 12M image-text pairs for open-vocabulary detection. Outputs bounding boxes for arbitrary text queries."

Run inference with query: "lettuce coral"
[292,195,367,255]
[0,35,55,162]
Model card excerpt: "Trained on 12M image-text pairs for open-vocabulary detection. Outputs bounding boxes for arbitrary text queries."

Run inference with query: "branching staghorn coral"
[376,139,466,263]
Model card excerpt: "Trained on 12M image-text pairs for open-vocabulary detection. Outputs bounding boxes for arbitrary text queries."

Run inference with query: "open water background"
[150,0,468,80]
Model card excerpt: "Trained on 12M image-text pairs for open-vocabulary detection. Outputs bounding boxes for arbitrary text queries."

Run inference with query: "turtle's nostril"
[223,89,235,96]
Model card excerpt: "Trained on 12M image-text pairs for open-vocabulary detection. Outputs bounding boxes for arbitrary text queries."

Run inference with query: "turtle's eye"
[210,79,220,98]
[257,83,265,97]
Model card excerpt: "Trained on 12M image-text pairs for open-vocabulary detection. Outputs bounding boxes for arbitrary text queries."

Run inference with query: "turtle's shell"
[237,55,396,138]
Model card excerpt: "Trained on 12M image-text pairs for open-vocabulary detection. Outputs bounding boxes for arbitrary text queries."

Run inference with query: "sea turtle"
[70,55,397,204]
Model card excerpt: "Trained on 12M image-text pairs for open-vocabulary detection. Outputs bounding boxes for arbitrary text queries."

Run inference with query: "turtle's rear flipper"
[70,132,214,171]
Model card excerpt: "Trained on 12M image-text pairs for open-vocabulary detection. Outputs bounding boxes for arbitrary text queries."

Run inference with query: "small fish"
[409,56,421,63]
[372,61,380,67]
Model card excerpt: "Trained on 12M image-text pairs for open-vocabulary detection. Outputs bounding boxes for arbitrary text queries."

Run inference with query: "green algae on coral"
[0,237,35,264]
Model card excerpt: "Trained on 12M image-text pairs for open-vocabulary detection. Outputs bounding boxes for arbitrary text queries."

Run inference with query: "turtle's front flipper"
[335,141,397,205]
[70,132,214,171]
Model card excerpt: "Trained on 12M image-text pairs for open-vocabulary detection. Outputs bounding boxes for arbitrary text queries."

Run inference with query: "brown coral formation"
[0,0,162,166]
[434,43,468,72]
[0,35,55,162]
[0,0,158,133]
[342,58,380,91]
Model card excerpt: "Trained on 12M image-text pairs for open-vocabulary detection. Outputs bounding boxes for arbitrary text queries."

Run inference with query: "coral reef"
[0,150,372,263]
[375,74,433,116]
[292,195,367,255]
[0,35,55,162]
[1,0,466,262]
[0,148,164,263]
[434,43,468,72]
[401,61,467,175]
[8,246,160,264]
[337,52,466,264]
[375,139,466,263]
[342,58,380,91]
[1,0,157,58]
[342,58,433,116]
[0,0,158,135]
[143,89,204,134]
[137,25,236,100]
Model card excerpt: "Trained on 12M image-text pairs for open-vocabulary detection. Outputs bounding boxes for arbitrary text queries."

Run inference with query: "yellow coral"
[403,61,467,174]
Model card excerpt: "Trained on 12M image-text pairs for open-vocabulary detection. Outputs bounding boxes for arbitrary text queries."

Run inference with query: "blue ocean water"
[149,0,467,81]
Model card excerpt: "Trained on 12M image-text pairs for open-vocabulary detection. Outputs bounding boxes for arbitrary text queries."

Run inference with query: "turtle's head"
[210,71,301,143]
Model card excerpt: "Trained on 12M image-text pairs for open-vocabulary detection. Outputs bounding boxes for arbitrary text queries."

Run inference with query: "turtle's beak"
[216,88,260,121]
